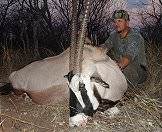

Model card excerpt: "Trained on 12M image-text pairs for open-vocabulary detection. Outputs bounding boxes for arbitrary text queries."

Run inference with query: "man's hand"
[117,56,131,70]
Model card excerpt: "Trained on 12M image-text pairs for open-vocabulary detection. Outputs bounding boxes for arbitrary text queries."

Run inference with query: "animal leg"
[13,89,25,96]
[91,76,109,88]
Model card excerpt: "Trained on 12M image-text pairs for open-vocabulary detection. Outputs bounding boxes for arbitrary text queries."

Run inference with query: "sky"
[112,0,161,27]
[127,0,148,8]
[110,0,149,27]
[127,0,148,27]
[111,0,150,11]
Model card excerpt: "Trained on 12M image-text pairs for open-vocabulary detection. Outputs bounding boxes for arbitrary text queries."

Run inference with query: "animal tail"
[0,83,14,95]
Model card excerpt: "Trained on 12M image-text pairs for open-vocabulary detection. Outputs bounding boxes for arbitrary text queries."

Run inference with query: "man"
[104,10,147,86]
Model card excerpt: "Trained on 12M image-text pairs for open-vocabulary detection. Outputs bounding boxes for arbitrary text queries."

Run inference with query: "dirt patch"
[0,78,161,132]
[0,94,69,132]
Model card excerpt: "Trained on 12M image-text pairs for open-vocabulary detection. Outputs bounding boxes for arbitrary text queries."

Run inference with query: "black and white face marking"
[64,71,74,82]
[65,71,99,127]
[70,82,94,117]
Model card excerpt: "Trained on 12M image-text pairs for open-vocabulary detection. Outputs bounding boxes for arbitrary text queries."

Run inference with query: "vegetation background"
[0,0,161,131]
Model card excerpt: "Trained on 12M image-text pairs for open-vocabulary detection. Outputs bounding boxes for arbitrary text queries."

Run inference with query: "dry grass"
[0,44,161,132]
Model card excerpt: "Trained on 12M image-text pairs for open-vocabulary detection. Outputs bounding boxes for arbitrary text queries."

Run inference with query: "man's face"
[114,19,129,33]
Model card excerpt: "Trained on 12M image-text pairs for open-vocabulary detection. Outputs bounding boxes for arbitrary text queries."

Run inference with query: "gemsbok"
[0,44,127,126]
[0,0,128,127]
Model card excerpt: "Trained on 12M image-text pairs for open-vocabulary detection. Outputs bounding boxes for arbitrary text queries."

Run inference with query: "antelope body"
[0,44,127,126]
[0,0,128,127]
[5,45,126,102]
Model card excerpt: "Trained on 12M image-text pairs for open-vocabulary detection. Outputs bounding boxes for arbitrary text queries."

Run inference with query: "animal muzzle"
[69,113,88,127]
[68,73,99,127]
[69,87,95,127]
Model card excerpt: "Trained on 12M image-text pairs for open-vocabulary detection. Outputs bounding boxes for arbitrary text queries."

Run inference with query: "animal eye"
[79,82,86,91]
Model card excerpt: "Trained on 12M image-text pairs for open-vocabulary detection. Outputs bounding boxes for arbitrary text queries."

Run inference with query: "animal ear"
[64,74,68,78]
[64,71,74,82]
[79,82,85,91]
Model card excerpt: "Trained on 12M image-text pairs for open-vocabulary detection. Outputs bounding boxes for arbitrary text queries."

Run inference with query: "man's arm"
[117,55,131,70]
[118,39,139,70]
[99,34,113,52]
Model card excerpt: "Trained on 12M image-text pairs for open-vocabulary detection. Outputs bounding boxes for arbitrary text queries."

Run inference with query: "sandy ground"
[0,68,161,132]
[0,89,161,132]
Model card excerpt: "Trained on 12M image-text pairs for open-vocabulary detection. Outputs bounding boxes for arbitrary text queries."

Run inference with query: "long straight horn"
[74,0,91,74]
[69,0,78,72]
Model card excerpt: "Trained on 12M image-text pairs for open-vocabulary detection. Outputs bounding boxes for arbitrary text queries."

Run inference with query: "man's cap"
[112,10,130,21]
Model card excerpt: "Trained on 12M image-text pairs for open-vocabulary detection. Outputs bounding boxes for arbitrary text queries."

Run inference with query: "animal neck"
[83,45,108,61]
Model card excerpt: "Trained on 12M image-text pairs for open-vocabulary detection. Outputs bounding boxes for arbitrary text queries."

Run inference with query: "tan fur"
[9,45,127,104]
[27,84,69,104]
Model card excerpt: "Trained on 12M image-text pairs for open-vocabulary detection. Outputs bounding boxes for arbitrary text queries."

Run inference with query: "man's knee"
[123,65,139,86]
[137,65,148,84]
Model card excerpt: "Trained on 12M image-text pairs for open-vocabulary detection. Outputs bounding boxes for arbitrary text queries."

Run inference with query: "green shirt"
[105,28,147,67]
